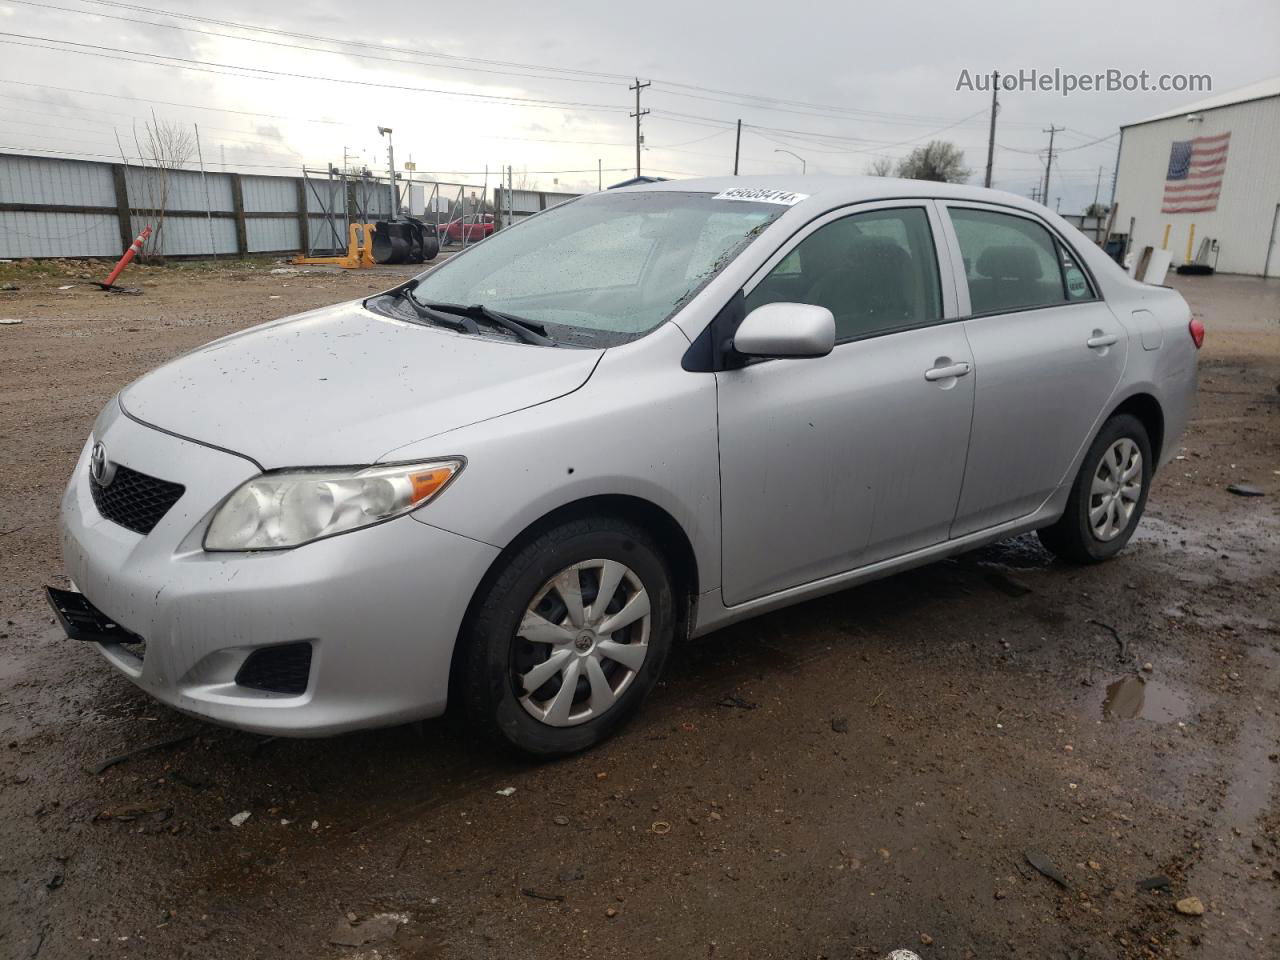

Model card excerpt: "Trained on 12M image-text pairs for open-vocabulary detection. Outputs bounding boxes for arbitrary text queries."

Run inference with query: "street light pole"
[773,148,806,174]
[378,126,396,219]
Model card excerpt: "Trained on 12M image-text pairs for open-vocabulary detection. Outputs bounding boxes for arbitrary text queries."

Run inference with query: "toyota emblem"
[89,441,114,487]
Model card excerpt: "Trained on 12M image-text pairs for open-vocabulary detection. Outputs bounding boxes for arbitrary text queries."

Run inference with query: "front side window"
[409,191,783,346]
[745,207,942,342]
[949,207,1081,315]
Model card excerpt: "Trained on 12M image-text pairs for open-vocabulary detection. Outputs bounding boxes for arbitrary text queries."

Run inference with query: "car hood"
[120,300,603,468]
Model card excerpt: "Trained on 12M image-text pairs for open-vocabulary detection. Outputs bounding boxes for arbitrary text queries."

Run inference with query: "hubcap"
[1089,438,1143,542]
[513,559,650,727]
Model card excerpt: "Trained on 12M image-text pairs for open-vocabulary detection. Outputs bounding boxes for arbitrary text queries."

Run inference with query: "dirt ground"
[1,257,1277,960]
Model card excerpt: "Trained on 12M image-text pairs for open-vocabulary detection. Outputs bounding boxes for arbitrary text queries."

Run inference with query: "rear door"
[716,200,975,605]
[940,203,1127,537]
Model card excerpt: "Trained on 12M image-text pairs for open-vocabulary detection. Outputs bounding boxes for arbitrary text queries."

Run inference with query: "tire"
[456,516,676,757]
[1038,413,1153,564]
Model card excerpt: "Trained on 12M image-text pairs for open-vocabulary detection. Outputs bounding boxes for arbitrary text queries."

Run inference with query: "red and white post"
[98,225,152,290]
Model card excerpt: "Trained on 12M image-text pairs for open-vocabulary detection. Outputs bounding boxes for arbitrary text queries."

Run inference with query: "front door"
[941,203,1129,537]
[717,201,975,606]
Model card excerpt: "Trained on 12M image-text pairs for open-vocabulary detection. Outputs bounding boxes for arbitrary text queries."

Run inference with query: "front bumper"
[57,401,499,736]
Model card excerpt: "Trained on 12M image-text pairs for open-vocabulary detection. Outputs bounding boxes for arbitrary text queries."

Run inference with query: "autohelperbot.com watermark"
[956,68,1212,97]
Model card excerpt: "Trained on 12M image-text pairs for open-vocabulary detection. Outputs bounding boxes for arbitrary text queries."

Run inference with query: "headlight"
[204,459,463,551]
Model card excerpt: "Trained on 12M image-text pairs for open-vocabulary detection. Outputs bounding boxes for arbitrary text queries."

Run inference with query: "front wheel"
[455,516,676,756]
[1038,413,1153,564]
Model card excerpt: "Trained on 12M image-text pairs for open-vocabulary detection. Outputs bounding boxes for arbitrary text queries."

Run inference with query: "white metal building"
[1112,77,1280,276]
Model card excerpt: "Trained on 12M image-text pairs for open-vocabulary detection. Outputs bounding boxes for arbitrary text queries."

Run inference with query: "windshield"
[409,191,782,345]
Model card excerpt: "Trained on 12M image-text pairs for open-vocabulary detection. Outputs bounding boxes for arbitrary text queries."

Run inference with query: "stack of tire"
[372,218,440,265]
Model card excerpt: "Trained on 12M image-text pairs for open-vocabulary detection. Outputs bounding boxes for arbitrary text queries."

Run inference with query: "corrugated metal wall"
[132,214,238,257]
[0,154,115,205]
[0,151,589,259]
[1113,95,1280,275]
[0,210,121,258]
[0,154,121,258]
[247,218,300,253]
[0,151,315,259]
[123,166,230,215]
[241,175,295,213]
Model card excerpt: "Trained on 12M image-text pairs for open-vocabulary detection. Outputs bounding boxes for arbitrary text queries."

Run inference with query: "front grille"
[235,643,313,695]
[89,463,185,535]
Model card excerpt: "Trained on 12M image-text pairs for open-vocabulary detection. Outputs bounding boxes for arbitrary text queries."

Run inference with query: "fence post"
[229,174,248,257]
[110,164,132,251]
[295,178,309,254]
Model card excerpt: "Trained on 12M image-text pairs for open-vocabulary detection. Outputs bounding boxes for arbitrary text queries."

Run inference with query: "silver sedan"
[51,177,1201,755]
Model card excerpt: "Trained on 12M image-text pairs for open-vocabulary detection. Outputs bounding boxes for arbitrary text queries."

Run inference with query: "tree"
[895,141,972,183]
[865,156,896,177]
[124,116,196,259]
[1084,202,1108,218]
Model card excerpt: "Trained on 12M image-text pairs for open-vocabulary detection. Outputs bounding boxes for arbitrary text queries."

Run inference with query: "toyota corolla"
[49,177,1201,755]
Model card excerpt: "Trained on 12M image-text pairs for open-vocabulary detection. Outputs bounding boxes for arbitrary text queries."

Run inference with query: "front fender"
[386,323,724,592]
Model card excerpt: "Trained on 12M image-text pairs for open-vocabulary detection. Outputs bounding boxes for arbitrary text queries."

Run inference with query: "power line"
[0,33,627,113]
[0,143,636,177]
[1,7,1119,179]
[19,0,1040,138]
[8,0,625,89]
[0,107,300,152]
[998,130,1118,156]
[0,78,344,126]
[67,0,634,82]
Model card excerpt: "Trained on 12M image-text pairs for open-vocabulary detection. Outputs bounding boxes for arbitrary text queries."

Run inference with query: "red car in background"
[437,215,494,243]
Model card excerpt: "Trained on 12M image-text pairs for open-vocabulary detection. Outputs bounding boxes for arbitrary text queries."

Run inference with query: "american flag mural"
[1161,132,1230,214]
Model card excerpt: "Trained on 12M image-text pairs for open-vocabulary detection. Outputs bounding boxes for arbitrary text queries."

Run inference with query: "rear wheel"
[456,516,675,756]
[1038,413,1152,563]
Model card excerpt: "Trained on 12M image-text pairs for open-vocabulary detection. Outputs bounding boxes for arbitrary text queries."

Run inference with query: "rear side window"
[950,208,1079,315]
[745,206,942,342]
[1056,240,1096,301]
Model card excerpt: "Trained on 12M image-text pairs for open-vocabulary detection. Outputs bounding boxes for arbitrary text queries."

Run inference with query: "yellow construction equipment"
[292,222,377,269]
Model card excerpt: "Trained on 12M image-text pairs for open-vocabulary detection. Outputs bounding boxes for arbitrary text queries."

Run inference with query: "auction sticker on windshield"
[712,187,809,205]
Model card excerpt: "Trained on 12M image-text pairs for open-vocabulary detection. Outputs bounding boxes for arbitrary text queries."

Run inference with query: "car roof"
[609,174,1044,217]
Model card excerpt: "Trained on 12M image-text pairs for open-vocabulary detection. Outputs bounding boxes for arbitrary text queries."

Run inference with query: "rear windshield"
[409,191,783,345]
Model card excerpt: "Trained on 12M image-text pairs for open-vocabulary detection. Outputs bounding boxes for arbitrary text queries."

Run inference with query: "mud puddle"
[1101,674,1193,722]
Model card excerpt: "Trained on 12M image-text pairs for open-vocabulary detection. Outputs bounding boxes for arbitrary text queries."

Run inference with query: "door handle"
[924,361,972,381]
[1087,332,1119,348]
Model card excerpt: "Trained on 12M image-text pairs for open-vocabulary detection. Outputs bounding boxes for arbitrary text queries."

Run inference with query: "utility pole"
[629,78,650,178]
[598,158,602,191]
[193,122,216,259]
[377,126,395,218]
[983,71,999,187]
[1041,124,1063,205]
[733,119,742,175]
[1092,165,1103,211]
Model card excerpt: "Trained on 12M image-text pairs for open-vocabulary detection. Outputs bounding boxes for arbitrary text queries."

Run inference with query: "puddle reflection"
[1102,675,1192,722]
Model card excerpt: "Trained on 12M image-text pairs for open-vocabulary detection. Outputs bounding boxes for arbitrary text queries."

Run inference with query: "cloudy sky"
[1,0,1276,212]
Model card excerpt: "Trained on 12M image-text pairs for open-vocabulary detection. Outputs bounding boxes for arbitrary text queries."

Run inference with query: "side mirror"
[732,302,835,359]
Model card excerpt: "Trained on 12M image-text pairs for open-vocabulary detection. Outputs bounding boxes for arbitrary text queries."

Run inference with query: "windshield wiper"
[395,288,480,334]
[420,300,556,347]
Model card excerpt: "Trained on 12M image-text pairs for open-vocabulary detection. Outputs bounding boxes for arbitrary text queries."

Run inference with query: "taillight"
[1188,317,1205,349]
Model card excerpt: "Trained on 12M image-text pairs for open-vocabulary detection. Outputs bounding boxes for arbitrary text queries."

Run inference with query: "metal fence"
[0,151,583,260]
[0,152,313,259]
[492,186,581,227]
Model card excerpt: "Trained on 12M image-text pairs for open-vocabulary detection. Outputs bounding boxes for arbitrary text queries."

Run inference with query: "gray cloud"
[1,0,1276,209]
